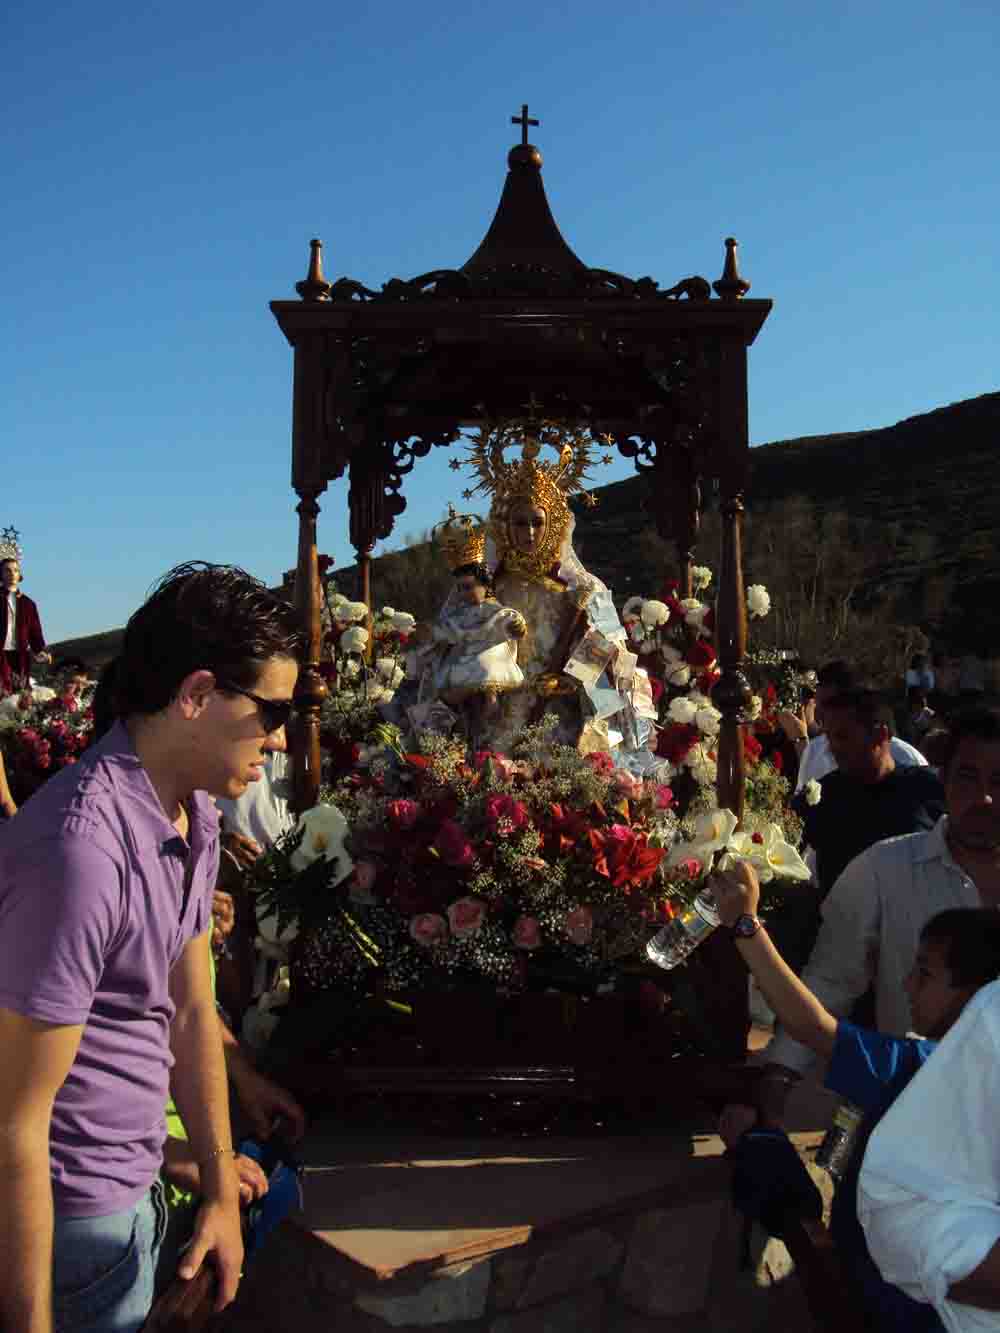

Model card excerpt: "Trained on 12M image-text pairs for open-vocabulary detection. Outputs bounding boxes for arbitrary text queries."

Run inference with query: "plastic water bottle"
[646,888,721,970]
[815,1101,865,1180]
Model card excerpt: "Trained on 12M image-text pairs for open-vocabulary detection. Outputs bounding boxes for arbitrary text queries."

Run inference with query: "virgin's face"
[508,503,547,555]
[1,561,21,589]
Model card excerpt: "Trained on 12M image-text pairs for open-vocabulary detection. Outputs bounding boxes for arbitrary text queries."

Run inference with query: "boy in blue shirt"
[714,860,1000,1330]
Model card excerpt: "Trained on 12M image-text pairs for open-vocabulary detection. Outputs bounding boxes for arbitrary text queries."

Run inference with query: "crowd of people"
[0,554,998,1333]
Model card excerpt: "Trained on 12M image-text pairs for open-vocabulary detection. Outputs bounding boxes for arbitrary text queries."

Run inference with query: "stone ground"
[208,1033,841,1332]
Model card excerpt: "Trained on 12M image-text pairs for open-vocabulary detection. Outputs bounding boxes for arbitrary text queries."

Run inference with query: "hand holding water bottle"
[711,859,761,929]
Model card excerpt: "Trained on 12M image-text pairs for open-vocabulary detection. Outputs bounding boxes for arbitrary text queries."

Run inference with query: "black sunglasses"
[216,680,295,735]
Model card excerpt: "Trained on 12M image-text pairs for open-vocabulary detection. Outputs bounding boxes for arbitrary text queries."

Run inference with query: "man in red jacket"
[0,556,50,694]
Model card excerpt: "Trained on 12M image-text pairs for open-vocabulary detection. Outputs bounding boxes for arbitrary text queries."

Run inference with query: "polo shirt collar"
[914,815,957,869]
[98,719,219,854]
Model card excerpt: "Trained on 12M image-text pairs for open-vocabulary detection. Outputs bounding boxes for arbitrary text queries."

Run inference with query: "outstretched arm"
[714,862,838,1060]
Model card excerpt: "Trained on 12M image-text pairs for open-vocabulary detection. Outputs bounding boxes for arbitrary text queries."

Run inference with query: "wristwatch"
[726,913,761,940]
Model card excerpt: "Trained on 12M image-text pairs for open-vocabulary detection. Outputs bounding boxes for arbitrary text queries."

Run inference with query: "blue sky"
[3,0,997,642]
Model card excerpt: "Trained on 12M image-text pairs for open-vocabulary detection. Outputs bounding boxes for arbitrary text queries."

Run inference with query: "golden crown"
[432,505,488,569]
[451,413,613,579]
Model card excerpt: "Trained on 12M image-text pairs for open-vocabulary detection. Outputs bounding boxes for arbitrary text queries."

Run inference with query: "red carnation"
[769,751,784,774]
[742,731,762,764]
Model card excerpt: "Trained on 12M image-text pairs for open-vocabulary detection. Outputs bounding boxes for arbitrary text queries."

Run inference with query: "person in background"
[797,687,944,899]
[716,857,1000,1331]
[52,656,92,702]
[0,552,50,695]
[0,562,300,1333]
[901,686,937,752]
[780,659,928,794]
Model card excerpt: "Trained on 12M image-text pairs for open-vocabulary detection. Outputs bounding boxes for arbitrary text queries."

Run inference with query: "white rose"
[345,600,370,622]
[340,626,369,653]
[664,661,692,687]
[695,705,722,737]
[381,606,396,619]
[290,803,354,881]
[392,612,416,633]
[375,656,397,679]
[746,585,771,619]
[668,696,698,725]
[622,595,644,621]
[329,592,347,607]
[692,566,713,592]
[391,665,405,689]
[804,779,822,806]
[748,694,763,721]
[341,657,361,678]
[640,599,670,629]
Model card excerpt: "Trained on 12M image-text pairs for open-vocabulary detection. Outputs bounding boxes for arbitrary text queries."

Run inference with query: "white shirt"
[859,980,1000,1332]
[216,751,295,848]
[794,732,927,792]
[767,818,984,1073]
[3,592,16,652]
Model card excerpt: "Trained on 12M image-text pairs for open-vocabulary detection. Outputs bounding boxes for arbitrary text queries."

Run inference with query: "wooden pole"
[714,493,749,821]
[292,490,327,813]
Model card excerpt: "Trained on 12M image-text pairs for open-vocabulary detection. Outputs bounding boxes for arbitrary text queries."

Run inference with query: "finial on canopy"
[296,238,333,302]
[713,237,751,301]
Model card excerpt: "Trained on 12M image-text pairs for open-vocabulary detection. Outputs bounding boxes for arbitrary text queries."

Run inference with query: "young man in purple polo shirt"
[0,562,300,1333]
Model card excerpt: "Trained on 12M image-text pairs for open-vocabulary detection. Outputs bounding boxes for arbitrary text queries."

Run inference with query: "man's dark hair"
[821,686,895,734]
[452,561,495,596]
[937,706,1000,774]
[816,660,855,691]
[114,563,301,717]
[921,908,1000,988]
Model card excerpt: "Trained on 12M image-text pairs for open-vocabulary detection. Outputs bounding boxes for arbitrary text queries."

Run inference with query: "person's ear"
[176,669,216,720]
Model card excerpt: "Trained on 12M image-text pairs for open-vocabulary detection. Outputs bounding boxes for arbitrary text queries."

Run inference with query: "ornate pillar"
[292,490,327,812]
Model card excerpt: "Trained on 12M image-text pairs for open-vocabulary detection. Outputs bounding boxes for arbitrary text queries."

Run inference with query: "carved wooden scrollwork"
[324,265,716,304]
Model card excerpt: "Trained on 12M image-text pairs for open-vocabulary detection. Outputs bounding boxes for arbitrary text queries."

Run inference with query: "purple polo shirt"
[0,720,218,1217]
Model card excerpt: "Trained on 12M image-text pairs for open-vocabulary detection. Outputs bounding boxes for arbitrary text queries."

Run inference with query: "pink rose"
[409,913,448,948]
[512,915,542,950]
[387,798,421,829]
[434,819,475,868]
[676,857,703,879]
[564,905,594,946]
[655,784,674,809]
[447,896,486,940]
[352,860,377,891]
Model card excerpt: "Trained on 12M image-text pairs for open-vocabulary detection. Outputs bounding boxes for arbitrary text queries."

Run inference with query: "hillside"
[49,391,1000,666]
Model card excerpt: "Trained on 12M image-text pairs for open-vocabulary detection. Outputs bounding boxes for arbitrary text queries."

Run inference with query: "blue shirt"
[826,1021,943,1331]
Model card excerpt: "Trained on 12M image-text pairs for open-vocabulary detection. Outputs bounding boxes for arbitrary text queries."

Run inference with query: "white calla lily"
[765,834,812,881]
[290,803,354,882]
[691,808,739,854]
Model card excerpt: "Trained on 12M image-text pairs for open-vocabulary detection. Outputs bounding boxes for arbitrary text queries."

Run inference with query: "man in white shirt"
[859,980,1000,1331]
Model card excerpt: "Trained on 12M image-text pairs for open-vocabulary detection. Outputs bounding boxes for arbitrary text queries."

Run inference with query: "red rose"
[484,793,530,835]
[433,819,475,869]
[770,751,784,774]
[648,675,665,705]
[742,731,763,764]
[684,638,717,669]
[656,723,700,765]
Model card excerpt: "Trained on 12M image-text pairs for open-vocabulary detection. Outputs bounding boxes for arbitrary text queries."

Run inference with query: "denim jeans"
[53,1180,168,1333]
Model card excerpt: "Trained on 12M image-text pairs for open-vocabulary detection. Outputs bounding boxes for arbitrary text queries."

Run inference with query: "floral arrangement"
[318,586,415,772]
[619,570,800,843]
[0,686,94,799]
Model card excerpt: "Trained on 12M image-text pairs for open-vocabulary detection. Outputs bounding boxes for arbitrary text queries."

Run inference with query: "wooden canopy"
[270,109,772,814]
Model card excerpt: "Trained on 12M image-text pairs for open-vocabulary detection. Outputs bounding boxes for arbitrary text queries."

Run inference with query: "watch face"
[731,914,759,938]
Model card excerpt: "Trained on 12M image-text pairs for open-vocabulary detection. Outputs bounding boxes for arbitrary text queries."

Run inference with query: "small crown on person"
[432,505,487,569]
[0,526,22,563]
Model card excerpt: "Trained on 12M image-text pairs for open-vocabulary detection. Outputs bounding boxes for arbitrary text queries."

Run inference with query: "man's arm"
[219,1019,306,1142]
[714,864,838,1060]
[767,851,881,1073]
[168,931,243,1311]
[0,1009,83,1333]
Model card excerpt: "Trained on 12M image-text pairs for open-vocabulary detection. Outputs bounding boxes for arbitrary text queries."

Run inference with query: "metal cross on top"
[511,103,539,146]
